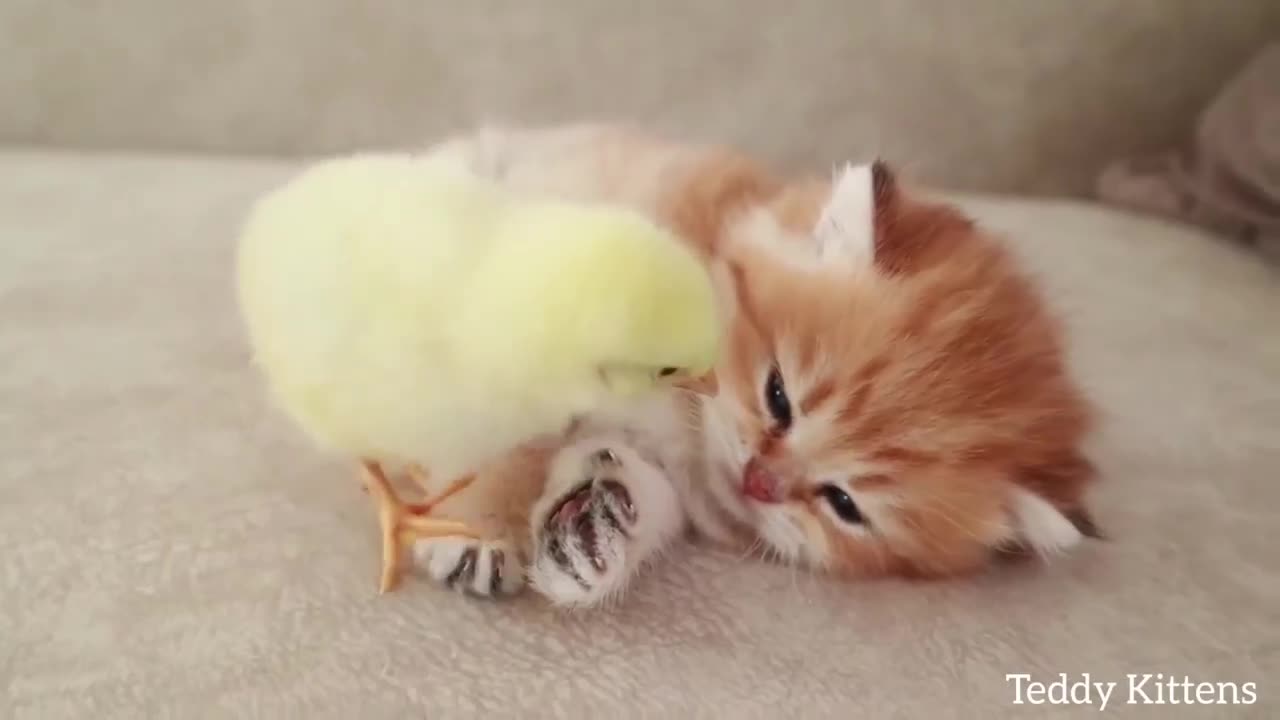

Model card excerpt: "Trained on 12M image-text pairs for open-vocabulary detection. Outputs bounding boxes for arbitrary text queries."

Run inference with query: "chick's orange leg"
[359,460,478,594]
[404,466,478,515]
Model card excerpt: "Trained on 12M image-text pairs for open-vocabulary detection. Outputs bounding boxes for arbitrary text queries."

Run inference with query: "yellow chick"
[236,152,720,592]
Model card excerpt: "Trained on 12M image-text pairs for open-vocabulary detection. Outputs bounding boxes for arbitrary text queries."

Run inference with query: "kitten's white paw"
[529,439,681,608]
[411,536,524,598]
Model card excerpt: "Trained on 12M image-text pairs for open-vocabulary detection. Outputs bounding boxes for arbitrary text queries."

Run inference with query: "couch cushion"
[2,150,1276,718]
[4,2,1279,195]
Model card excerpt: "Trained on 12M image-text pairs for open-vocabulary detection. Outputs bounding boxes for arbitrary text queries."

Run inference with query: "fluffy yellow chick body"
[236,152,720,485]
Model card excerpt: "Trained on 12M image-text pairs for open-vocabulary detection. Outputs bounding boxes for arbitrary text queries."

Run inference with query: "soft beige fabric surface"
[4,1,1279,194]
[2,150,1278,719]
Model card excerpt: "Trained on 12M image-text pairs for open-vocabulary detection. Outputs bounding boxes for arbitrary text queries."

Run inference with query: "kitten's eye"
[763,366,792,429]
[658,367,679,378]
[819,484,864,524]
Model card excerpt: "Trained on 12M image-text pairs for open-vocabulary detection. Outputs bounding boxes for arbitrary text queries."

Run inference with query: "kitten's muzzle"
[742,456,783,504]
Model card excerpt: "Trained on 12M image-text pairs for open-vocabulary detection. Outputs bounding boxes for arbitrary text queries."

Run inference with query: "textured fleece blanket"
[2,151,1278,718]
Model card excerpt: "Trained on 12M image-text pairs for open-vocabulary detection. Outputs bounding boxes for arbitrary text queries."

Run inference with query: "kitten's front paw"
[530,449,636,608]
[411,536,524,598]
[530,442,680,608]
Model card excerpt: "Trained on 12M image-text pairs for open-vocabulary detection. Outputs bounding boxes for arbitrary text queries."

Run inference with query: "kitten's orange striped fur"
[408,124,1100,605]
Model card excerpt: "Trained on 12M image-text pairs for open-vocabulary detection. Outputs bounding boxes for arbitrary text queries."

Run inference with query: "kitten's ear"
[1006,487,1084,557]
[1007,450,1104,557]
[1002,487,1104,562]
[814,163,874,266]
[814,160,897,268]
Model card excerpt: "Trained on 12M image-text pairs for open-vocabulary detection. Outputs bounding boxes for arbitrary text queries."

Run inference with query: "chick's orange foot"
[359,461,478,593]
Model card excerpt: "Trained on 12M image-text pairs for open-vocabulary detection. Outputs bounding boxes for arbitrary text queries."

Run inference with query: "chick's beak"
[674,371,718,396]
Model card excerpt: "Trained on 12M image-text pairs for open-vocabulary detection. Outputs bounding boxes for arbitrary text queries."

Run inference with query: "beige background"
[3,0,1277,194]
[5,4,1280,717]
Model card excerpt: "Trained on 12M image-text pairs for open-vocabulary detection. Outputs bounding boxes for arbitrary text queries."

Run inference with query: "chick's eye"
[819,484,864,525]
[763,366,792,429]
[658,367,679,378]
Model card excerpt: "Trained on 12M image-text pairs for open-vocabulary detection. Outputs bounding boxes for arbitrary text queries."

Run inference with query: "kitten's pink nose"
[742,457,783,503]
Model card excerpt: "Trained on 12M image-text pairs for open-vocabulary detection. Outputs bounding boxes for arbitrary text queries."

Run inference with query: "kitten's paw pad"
[531,454,637,607]
[549,479,637,557]
[411,536,524,598]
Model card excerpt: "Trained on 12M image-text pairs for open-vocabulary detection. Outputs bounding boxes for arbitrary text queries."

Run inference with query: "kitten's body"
[409,124,1100,606]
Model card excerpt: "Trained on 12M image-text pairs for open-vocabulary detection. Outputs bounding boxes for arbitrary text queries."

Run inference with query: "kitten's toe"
[587,447,621,472]
[411,536,525,598]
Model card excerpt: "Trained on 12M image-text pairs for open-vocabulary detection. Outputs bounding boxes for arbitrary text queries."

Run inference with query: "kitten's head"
[711,162,1100,578]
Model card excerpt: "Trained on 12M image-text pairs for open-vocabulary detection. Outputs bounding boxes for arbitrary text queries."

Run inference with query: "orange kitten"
[409,124,1101,605]
[714,163,1099,577]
